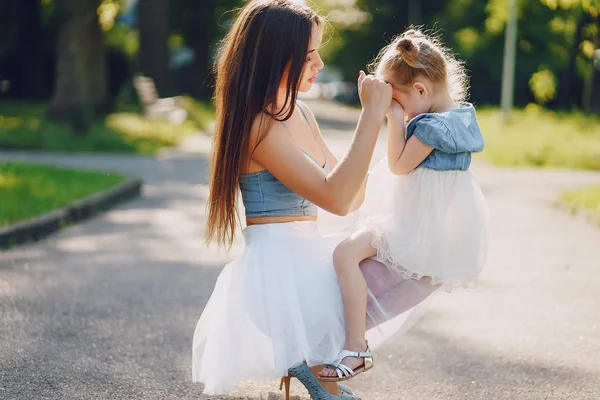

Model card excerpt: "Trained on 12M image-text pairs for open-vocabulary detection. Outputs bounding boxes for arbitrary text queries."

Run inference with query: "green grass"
[0,97,213,154]
[0,162,125,227]
[558,185,600,225]
[478,105,600,170]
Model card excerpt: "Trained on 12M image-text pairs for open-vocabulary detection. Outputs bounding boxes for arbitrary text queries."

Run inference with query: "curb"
[0,178,143,249]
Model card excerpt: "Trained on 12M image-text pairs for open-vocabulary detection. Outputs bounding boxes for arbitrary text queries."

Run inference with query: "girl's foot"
[319,342,373,381]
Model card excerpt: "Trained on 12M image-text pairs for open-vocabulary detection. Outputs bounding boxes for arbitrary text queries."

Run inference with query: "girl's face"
[282,22,324,94]
[391,83,433,120]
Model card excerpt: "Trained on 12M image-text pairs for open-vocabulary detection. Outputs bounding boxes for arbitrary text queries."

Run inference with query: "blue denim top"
[239,103,329,218]
[406,103,484,171]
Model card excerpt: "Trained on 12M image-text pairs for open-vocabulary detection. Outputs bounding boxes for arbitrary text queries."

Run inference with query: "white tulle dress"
[192,221,426,395]
[357,104,490,291]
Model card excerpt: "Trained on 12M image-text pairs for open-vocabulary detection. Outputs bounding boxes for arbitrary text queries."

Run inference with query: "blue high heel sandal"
[280,376,354,398]
[286,362,361,400]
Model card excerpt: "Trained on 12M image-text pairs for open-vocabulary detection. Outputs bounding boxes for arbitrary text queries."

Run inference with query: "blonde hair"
[370,28,468,102]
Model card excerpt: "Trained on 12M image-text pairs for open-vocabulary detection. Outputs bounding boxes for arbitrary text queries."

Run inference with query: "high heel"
[338,384,354,396]
[279,376,291,400]
[279,375,354,400]
[287,362,360,400]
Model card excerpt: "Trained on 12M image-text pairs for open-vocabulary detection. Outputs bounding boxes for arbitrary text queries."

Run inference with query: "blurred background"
[1,0,600,114]
[1,2,600,399]
[1,0,599,227]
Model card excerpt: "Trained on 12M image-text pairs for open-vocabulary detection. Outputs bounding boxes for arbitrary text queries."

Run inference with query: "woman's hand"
[358,71,392,119]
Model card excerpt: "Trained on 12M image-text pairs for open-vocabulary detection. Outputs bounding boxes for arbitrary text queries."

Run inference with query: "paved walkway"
[1,100,599,399]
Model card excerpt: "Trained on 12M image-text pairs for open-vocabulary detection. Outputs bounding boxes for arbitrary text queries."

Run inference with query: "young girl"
[319,28,489,381]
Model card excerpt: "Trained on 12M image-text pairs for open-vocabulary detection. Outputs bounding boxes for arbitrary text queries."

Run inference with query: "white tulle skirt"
[357,158,490,291]
[192,221,426,395]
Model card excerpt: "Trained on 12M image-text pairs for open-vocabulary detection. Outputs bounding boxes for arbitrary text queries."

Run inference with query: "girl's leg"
[320,229,376,378]
[360,258,440,330]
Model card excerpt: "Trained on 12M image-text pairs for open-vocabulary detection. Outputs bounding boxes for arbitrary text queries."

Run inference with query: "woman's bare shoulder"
[249,111,287,147]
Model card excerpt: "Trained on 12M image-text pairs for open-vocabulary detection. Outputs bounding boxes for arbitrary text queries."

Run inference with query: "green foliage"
[179,96,215,129]
[321,0,442,80]
[170,0,241,48]
[0,162,125,227]
[105,23,139,59]
[3,0,599,110]
[558,185,600,225]
[325,0,600,109]
[0,99,213,154]
[454,27,481,57]
[98,0,121,31]
[529,68,558,103]
[478,105,600,169]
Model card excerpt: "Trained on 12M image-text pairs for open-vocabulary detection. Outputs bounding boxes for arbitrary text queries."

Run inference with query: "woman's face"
[283,22,324,93]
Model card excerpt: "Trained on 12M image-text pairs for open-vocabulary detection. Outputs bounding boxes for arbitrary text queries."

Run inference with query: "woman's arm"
[298,101,368,212]
[350,175,368,212]
[252,73,391,216]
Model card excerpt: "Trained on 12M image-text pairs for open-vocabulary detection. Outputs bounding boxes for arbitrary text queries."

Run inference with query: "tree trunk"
[590,68,600,112]
[189,32,212,99]
[590,16,600,112]
[81,0,108,112]
[558,10,586,108]
[48,0,107,133]
[18,0,47,98]
[48,0,86,127]
[138,0,170,96]
[582,64,594,112]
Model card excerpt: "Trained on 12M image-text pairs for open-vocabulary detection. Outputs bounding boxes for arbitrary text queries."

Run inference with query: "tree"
[323,0,448,82]
[170,0,242,99]
[0,0,53,99]
[443,0,600,109]
[553,1,598,108]
[17,0,47,98]
[138,0,170,96]
[325,0,600,110]
[48,0,108,133]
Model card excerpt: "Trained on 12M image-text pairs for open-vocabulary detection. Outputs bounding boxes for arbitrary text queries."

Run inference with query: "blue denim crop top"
[239,103,329,218]
[406,103,484,171]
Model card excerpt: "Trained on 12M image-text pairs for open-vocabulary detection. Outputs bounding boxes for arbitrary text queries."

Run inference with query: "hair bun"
[403,29,425,38]
[395,37,419,68]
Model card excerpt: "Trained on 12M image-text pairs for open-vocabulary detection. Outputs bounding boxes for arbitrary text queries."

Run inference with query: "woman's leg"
[320,229,377,378]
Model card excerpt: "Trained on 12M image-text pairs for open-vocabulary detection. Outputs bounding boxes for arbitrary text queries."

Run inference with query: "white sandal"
[319,342,374,382]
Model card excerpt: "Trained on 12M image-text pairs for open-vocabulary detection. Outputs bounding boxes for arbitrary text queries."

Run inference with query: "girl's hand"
[386,99,404,120]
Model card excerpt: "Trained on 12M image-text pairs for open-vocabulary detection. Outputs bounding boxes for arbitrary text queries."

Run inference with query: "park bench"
[133,75,187,124]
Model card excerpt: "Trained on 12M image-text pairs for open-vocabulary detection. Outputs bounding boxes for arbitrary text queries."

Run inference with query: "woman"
[192,1,437,398]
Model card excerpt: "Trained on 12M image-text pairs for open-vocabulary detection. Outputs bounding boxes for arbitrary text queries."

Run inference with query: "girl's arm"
[387,102,434,175]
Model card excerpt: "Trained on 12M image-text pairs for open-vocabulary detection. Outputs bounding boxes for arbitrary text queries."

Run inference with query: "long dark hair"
[206,0,322,248]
